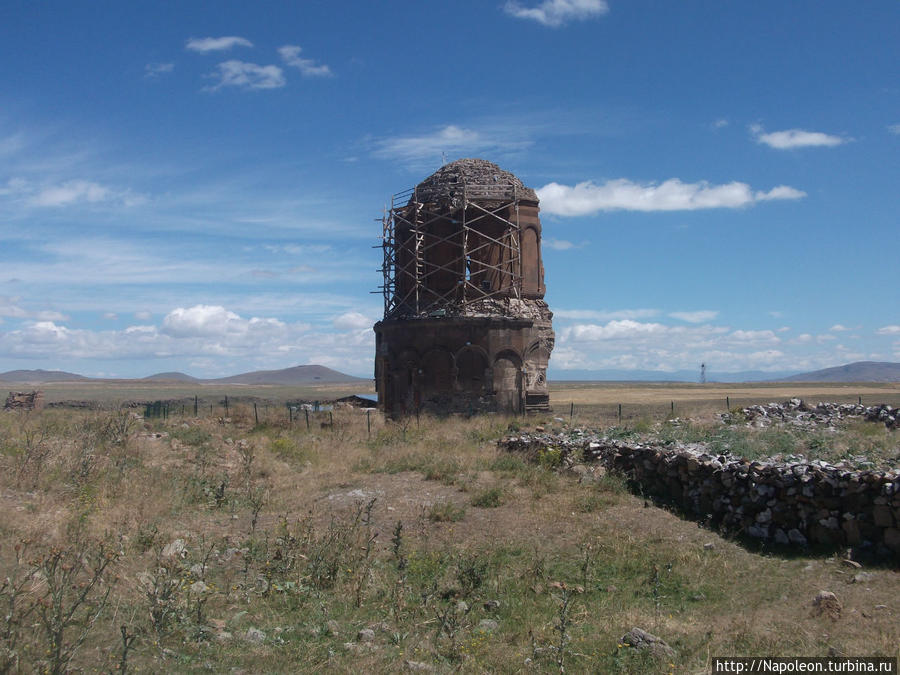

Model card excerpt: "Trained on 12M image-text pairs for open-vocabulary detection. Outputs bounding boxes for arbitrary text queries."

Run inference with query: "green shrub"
[427,501,466,522]
[471,486,505,508]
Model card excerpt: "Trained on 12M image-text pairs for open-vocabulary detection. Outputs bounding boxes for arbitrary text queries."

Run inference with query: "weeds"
[470,486,505,508]
[0,400,897,672]
[427,501,466,522]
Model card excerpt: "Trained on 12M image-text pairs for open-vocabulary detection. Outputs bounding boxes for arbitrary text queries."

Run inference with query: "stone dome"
[411,158,538,207]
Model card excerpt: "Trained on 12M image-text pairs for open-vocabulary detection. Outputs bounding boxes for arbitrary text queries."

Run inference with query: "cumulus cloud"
[750,124,846,149]
[829,324,849,332]
[669,310,718,323]
[278,45,332,77]
[564,320,668,341]
[553,308,659,321]
[332,311,373,331]
[186,36,253,53]
[0,306,378,376]
[537,178,805,216]
[876,325,900,335]
[504,0,609,27]
[548,315,854,374]
[372,124,531,163]
[205,60,285,91]
[161,305,284,338]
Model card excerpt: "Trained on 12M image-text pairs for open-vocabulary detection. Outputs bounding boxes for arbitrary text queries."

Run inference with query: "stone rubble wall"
[724,398,900,430]
[4,390,44,412]
[498,429,900,561]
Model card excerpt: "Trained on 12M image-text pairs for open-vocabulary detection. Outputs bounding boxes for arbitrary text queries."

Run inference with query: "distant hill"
[780,361,900,383]
[0,369,90,383]
[142,372,200,382]
[206,365,366,385]
[1,365,366,385]
[551,368,799,383]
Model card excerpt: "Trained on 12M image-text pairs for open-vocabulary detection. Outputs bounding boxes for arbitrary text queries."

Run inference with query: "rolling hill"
[205,365,366,385]
[780,361,900,383]
[1,365,367,385]
[0,369,90,383]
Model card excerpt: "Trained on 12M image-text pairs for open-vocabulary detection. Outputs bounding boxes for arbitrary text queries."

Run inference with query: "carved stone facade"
[374,159,554,416]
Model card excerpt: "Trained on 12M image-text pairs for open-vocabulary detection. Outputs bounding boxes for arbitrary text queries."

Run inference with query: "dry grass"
[0,385,898,673]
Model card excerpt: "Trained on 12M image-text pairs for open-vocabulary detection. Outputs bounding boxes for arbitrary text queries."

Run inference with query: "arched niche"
[521,226,543,298]
[456,347,489,393]
[492,350,523,413]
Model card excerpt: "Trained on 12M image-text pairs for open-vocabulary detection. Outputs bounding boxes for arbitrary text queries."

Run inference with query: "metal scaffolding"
[377,182,526,319]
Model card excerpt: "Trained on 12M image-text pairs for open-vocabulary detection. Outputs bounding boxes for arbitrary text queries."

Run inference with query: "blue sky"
[0,0,897,379]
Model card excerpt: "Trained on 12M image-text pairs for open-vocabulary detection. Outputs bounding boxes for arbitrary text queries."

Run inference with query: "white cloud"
[537,178,805,216]
[186,36,253,53]
[0,297,27,318]
[278,45,332,77]
[0,307,377,376]
[565,319,668,341]
[888,124,900,135]
[669,310,718,323]
[544,238,586,251]
[751,124,846,149]
[876,325,900,335]
[553,309,659,321]
[729,329,779,344]
[713,118,729,129]
[205,60,285,91]
[144,62,174,77]
[829,324,848,332]
[7,178,144,208]
[372,124,531,163]
[135,311,153,321]
[31,179,109,206]
[332,311,373,331]
[549,317,857,374]
[0,296,66,322]
[161,305,284,338]
[504,0,609,27]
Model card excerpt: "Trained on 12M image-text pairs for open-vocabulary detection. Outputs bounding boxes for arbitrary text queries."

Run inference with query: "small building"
[374,158,554,416]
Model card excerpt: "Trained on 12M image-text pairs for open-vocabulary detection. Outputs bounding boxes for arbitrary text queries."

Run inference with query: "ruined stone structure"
[374,159,554,416]
[4,390,44,412]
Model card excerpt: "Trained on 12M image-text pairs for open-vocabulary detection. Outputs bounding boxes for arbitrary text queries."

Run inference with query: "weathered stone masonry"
[374,159,554,417]
[499,432,900,560]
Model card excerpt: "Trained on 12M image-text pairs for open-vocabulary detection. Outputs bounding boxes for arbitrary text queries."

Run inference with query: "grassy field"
[0,383,897,673]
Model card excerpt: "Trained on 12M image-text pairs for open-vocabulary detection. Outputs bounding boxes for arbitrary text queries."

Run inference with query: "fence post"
[671,401,675,416]
[330,411,333,430]
[224,396,229,417]
[367,409,371,437]
[570,402,574,419]
[254,402,259,425]
[618,403,622,424]
[726,396,730,410]
[305,408,310,431]
[194,395,198,417]
[288,404,293,425]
